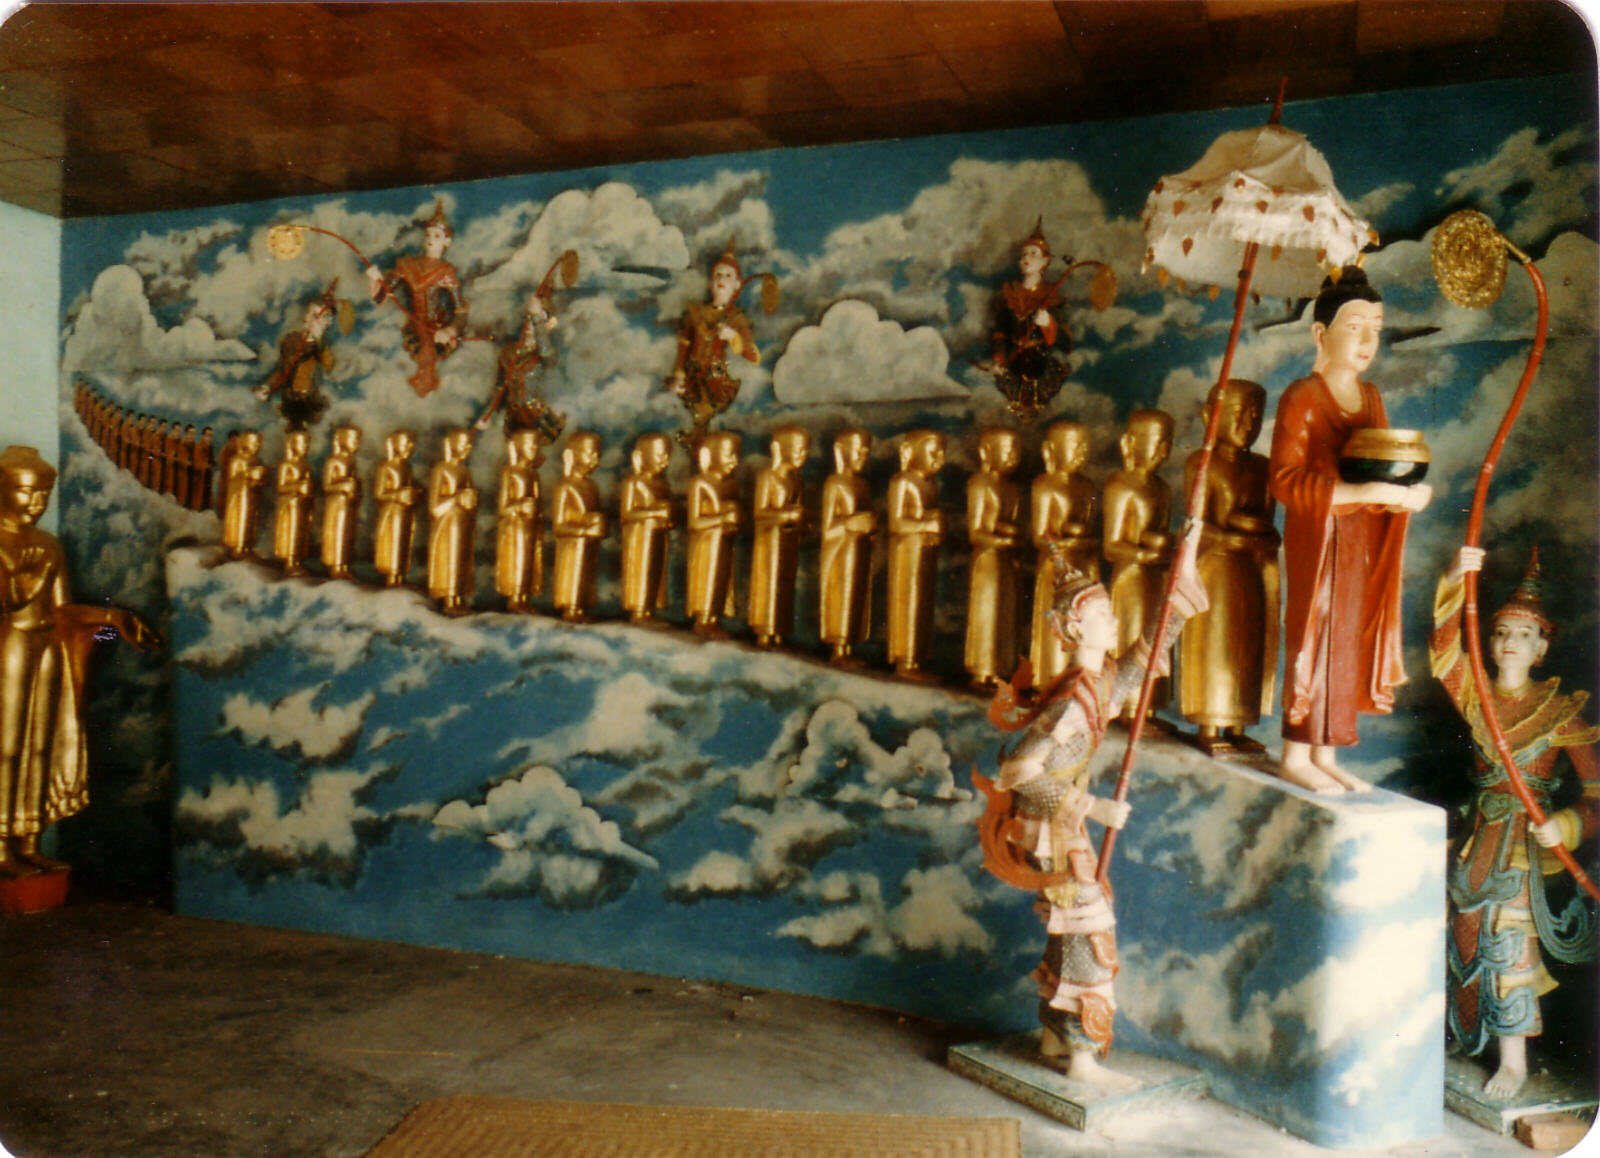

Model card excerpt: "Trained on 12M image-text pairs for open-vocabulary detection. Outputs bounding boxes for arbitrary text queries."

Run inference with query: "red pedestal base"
[0,867,69,914]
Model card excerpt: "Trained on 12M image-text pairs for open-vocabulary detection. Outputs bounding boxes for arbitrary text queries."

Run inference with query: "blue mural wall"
[51,71,1598,1122]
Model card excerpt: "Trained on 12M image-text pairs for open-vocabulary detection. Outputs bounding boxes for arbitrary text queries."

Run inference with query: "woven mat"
[363,1095,1020,1158]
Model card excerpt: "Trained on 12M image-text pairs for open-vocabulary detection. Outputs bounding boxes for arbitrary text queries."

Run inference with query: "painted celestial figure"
[272,428,315,576]
[220,431,267,560]
[320,424,363,580]
[685,431,742,638]
[1268,268,1431,793]
[255,283,350,430]
[619,432,674,625]
[1178,380,1280,755]
[475,264,573,447]
[373,430,422,588]
[1029,421,1098,689]
[1435,546,1598,1098]
[0,447,158,880]
[550,432,606,623]
[1102,408,1174,720]
[427,428,479,614]
[667,240,775,445]
[964,427,1024,689]
[977,540,1205,1086]
[886,429,946,681]
[495,428,545,614]
[747,425,810,649]
[366,200,468,398]
[819,428,876,666]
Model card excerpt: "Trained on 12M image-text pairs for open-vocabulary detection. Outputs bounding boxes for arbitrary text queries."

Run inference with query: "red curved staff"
[277,224,430,336]
[1458,252,1600,903]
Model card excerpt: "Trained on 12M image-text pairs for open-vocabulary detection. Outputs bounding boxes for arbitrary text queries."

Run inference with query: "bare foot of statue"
[895,663,940,684]
[1061,1049,1140,1090]
[16,838,68,872]
[828,647,866,669]
[1312,748,1373,794]
[0,850,41,879]
[1485,1037,1529,1099]
[1278,743,1343,794]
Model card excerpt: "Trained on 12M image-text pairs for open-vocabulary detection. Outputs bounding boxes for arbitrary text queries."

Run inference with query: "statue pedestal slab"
[948,1033,1207,1130]
[0,868,69,915]
[1444,1054,1598,1136]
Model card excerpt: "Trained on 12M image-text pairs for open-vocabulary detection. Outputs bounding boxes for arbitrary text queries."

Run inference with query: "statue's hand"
[1087,795,1131,830]
[1033,308,1052,328]
[252,385,271,401]
[1400,482,1433,513]
[1532,817,1566,849]
[435,326,458,348]
[1449,545,1486,582]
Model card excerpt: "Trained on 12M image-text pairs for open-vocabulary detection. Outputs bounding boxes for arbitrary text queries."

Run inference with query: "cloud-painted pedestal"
[167,546,1444,1148]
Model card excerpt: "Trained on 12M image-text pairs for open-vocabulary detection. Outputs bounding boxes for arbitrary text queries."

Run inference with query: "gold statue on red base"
[0,447,158,885]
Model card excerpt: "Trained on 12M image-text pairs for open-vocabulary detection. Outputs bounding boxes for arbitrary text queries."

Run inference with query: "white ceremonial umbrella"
[1098,86,1375,880]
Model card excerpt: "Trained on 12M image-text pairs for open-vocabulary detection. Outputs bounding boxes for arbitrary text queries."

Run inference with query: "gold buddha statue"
[1030,420,1099,688]
[747,425,810,649]
[819,428,876,666]
[965,427,1024,689]
[373,430,422,588]
[887,429,946,681]
[620,432,674,625]
[495,428,545,613]
[319,424,362,580]
[1103,408,1174,719]
[550,431,606,622]
[427,428,478,614]
[220,431,267,560]
[685,431,741,638]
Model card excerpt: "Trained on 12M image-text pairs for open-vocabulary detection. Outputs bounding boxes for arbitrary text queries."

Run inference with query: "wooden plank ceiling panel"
[0,0,1583,218]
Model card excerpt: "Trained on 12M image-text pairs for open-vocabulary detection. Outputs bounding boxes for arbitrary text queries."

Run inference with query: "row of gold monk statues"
[213,386,1279,747]
[74,383,217,512]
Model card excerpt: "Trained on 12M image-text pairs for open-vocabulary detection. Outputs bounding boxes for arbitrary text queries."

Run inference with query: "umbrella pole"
[1097,242,1259,883]
[1459,259,1600,903]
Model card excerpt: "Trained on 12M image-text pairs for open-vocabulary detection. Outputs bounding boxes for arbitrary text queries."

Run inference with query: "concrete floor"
[0,900,1569,1158]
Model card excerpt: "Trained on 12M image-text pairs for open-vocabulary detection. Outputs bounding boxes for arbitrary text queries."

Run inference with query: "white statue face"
[1490,612,1548,679]
[710,262,739,306]
[1313,299,1383,375]
[1018,243,1048,280]
[1076,592,1118,653]
[304,304,332,339]
[424,224,452,259]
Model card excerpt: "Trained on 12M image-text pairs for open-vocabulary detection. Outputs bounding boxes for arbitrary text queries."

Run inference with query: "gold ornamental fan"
[266,224,306,261]
[1431,210,1510,310]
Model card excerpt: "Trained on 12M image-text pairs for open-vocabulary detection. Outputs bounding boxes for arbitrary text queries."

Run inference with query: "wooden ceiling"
[0,1,1590,219]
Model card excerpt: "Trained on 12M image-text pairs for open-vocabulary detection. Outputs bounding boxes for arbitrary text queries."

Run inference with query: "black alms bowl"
[1339,428,1431,487]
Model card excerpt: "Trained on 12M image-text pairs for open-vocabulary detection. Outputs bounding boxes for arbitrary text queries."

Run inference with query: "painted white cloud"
[62,265,257,372]
[772,300,965,403]
[779,699,968,807]
[219,685,376,762]
[177,765,387,872]
[1436,125,1598,247]
[672,797,856,896]
[656,168,777,262]
[433,765,658,903]
[124,221,244,304]
[778,864,993,958]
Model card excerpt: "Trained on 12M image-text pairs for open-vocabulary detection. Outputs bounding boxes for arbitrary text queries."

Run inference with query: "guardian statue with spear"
[667,239,778,446]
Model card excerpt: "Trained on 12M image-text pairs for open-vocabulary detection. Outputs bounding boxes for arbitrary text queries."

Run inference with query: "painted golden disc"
[1431,209,1506,310]
[266,225,306,261]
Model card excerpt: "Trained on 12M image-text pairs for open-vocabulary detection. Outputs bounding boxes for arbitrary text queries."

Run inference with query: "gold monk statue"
[220,430,267,560]
[685,431,742,638]
[965,427,1024,689]
[748,425,811,649]
[1103,408,1174,720]
[1030,420,1099,689]
[550,431,606,622]
[819,428,876,666]
[495,428,545,613]
[427,428,478,614]
[272,429,314,576]
[620,432,674,625]
[0,447,158,879]
[1179,380,1280,755]
[373,430,422,588]
[887,429,946,681]
[320,424,362,580]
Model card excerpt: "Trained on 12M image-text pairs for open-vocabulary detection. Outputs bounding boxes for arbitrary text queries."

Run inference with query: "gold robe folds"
[819,471,873,652]
[495,459,543,607]
[620,474,672,617]
[427,458,477,607]
[747,464,803,642]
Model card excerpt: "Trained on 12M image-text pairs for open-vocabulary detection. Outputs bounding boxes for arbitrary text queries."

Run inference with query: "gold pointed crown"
[1020,216,1050,258]
[424,198,453,238]
[1494,545,1554,637]
[712,236,741,278]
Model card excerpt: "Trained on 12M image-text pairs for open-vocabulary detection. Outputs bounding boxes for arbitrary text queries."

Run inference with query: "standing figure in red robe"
[1268,267,1431,794]
[667,241,758,447]
[366,200,468,398]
